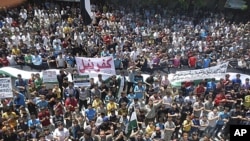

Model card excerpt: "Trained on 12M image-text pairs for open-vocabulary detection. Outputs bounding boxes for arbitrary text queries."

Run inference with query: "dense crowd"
[0,1,249,141]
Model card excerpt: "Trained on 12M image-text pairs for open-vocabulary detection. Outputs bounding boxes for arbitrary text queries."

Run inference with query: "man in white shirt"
[200,115,209,137]
[19,9,27,21]
[162,92,172,109]
[56,53,66,69]
[53,122,70,141]
[95,113,105,127]
[206,108,219,136]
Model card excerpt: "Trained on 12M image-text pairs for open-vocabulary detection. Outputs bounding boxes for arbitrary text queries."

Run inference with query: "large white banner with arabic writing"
[76,56,116,75]
[170,62,229,82]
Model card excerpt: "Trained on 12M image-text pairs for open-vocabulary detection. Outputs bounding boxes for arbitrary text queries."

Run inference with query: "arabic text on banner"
[75,56,116,75]
[170,62,229,82]
[42,71,58,83]
[73,74,90,87]
[0,77,13,99]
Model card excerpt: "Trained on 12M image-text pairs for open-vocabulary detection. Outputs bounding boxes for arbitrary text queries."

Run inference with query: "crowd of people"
[0,0,249,141]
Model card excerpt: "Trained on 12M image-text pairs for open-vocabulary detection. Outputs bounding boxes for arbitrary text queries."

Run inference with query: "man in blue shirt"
[36,95,48,109]
[134,81,146,99]
[13,90,26,108]
[65,53,75,68]
[232,74,242,85]
[28,114,41,129]
[15,74,27,97]
[206,78,216,94]
[32,52,43,66]
[203,55,211,68]
[213,108,230,138]
[85,104,96,121]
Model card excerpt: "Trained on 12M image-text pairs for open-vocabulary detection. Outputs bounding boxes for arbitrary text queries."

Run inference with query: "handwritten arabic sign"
[170,62,229,82]
[76,57,116,75]
[73,74,90,87]
[0,77,13,99]
[42,71,58,83]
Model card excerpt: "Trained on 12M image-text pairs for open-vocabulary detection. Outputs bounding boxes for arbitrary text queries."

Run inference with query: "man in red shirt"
[0,54,9,66]
[188,55,197,68]
[65,94,78,112]
[194,82,205,98]
[103,34,111,45]
[38,107,51,128]
[224,74,231,86]
[214,90,227,106]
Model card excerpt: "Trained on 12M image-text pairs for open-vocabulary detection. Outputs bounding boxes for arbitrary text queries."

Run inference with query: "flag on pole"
[80,0,92,25]
[125,111,138,137]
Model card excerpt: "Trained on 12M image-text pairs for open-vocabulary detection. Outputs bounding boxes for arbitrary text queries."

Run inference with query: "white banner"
[170,62,229,82]
[42,71,58,83]
[76,56,116,75]
[0,78,13,98]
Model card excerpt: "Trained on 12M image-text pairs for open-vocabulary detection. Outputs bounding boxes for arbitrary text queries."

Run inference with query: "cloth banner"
[224,0,247,10]
[0,77,13,98]
[42,71,58,83]
[170,62,229,82]
[76,56,116,75]
[73,74,90,87]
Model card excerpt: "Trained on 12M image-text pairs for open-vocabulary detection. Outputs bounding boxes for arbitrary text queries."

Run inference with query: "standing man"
[15,74,27,98]
[127,66,140,94]
[57,69,68,100]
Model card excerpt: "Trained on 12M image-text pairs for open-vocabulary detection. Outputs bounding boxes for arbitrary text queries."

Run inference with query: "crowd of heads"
[0,0,249,141]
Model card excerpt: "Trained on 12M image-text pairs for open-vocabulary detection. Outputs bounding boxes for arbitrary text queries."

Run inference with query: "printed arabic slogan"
[42,71,58,83]
[170,62,229,82]
[0,77,13,99]
[75,57,116,75]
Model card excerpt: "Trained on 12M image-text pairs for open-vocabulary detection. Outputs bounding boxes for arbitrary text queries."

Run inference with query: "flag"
[80,0,92,25]
[125,111,138,137]
[224,0,248,10]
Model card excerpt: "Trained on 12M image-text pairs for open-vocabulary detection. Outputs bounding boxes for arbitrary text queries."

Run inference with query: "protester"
[0,0,249,141]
